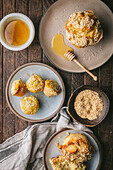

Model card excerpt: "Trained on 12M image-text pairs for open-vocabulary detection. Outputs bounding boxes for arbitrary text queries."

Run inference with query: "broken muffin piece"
[44,80,61,97]
[11,79,27,97]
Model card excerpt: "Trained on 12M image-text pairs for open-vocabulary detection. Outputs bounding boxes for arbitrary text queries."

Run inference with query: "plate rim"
[43,128,103,170]
[67,85,110,127]
[6,62,65,122]
[39,0,113,73]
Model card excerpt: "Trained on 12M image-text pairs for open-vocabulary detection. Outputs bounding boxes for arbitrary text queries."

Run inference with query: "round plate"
[68,85,110,127]
[39,0,113,73]
[6,63,65,122]
[43,128,102,170]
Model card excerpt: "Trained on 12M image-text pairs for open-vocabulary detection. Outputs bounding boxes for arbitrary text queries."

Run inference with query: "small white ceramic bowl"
[0,13,35,51]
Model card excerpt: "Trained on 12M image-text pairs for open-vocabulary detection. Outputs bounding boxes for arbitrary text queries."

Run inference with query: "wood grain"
[28,0,43,126]
[98,58,112,170]
[42,0,56,66]
[28,0,43,63]
[43,0,72,106]
[0,0,113,169]
[0,0,3,143]
[14,0,28,134]
[2,0,15,142]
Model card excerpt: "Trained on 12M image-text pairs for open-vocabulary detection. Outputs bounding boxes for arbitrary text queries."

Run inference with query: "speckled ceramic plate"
[43,128,102,170]
[6,63,65,122]
[39,0,113,73]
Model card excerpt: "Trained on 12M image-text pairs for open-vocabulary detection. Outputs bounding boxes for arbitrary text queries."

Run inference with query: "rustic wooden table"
[0,0,113,169]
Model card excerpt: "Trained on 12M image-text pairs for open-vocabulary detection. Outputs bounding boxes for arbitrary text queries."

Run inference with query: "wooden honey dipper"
[64,50,97,81]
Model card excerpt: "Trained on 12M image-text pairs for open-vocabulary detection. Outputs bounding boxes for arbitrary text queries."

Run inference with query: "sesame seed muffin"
[49,155,86,170]
[65,10,103,48]
[11,79,27,97]
[26,75,45,93]
[20,95,39,115]
[62,134,94,163]
[44,80,61,97]
[49,133,94,170]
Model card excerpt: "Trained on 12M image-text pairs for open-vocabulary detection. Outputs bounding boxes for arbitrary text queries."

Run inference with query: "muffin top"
[62,133,94,163]
[45,80,61,93]
[26,74,45,93]
[20,95,39,115]
[44,79,61,97]
[65,10,103,48]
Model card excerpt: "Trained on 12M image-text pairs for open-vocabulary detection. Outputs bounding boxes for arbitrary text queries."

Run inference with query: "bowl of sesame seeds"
[68,85,110,127]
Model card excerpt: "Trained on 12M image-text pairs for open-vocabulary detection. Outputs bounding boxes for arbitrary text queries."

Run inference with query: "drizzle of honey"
[4,20,29,46]
[52,33,73,60]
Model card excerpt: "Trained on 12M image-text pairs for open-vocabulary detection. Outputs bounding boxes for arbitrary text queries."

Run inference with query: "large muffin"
[26,75,45,93]
[62,134,94,163]
[20,95,39,115]
[49,133,94,170]
[65,10,103,48]
[11,79,27,97]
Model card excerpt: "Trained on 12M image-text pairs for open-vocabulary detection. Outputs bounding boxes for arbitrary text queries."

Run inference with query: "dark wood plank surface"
[3,0,15,142]
[14,0,28,133]
[0,0,3,143]
[0,0,113,169]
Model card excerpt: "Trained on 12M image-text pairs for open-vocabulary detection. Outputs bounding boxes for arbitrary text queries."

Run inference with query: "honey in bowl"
[4,20,29,46]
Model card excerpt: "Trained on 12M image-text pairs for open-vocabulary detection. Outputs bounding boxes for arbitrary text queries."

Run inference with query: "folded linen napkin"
[0,107,92,170]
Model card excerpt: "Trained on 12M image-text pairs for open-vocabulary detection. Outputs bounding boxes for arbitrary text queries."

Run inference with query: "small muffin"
[11,79,27,97]
[44,80,61,97]
[20,95,39,115]
[65,10,103,48]
[62,134,94,163]
[26,75,45,93]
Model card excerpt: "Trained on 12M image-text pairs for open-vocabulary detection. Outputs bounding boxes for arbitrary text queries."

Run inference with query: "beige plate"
[39,0,113,73]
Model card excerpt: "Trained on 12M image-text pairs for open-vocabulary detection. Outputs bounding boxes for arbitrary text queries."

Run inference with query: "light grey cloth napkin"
[0,107,92,170]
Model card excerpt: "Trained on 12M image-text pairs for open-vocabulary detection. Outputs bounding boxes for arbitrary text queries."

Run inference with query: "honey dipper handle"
[73,58,97,81]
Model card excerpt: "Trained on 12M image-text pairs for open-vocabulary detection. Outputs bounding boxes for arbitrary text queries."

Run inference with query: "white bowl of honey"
[0,13,35,51]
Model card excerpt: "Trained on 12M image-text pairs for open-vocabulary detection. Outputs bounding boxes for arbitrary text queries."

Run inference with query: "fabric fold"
[0,107,92,170]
